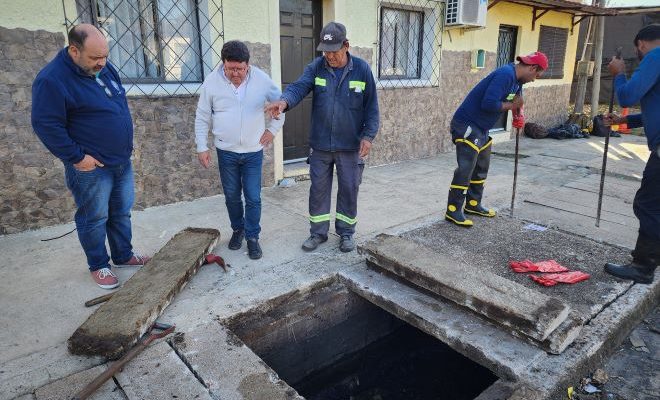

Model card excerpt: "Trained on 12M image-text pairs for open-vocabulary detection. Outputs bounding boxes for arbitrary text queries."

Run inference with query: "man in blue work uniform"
[445,52,548,227]
[32,24,150,290]
[267,22,379,252]
[604,24,660,284]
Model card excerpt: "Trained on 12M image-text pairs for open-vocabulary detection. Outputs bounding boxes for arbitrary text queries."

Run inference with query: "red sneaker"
[115,253,151,268]
[91,268,119,289]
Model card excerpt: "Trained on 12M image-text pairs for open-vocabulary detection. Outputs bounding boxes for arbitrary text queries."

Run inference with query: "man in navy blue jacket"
[32,24,150,289]
[445,52,548,227]
[604,24,660,284]
[266,22,379,253]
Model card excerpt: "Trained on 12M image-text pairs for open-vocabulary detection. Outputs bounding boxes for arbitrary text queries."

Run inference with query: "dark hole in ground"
[295,322,498,400]
[225,281,498,400]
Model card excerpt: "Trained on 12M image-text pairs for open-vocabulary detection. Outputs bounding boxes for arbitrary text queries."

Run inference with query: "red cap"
[516,51,549,70]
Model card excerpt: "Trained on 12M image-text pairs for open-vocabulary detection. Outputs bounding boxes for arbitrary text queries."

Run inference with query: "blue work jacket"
[281,53,380,152]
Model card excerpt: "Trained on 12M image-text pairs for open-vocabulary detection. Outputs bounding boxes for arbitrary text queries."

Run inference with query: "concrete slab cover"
[359,234,570,342]
[402,218,632,320]
[68,227,220,359]
[339,268,546,380]
[34,364,124,400]
[114,341,212,400]
[170,320,303,400]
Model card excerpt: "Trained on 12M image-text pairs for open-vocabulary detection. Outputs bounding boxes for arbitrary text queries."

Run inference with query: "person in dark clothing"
[604,24,660,284]
[445,52,548,227]
[266,22,380,253]
[31,24,150,289]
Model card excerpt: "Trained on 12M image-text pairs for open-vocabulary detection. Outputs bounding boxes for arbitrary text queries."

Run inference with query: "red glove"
[530,271,590,286]
[509,259,569,273]
[512,110,525,129]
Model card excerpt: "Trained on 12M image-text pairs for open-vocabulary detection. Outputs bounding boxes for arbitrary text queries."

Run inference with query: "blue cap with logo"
[317,21,347,52]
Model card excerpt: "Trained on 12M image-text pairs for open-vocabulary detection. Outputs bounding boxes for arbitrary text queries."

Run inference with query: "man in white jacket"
[195,40,284,260]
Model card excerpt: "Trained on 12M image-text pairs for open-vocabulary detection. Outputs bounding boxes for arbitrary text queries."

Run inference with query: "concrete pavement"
[0,133,656,399]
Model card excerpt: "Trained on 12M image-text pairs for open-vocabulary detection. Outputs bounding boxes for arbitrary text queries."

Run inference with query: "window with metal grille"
[537,25,568,79]
[379,7,424,79]
[65,0,224,96]
[376,0,443,88]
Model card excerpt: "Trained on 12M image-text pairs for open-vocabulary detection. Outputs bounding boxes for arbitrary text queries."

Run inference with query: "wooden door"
[279,0,321,161]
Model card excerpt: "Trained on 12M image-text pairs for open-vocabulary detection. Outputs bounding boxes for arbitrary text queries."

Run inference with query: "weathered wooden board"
[68,227,220,359]
[359,234,571,342]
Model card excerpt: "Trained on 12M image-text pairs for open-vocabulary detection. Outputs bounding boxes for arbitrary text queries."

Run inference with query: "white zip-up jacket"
[195,64,284,154]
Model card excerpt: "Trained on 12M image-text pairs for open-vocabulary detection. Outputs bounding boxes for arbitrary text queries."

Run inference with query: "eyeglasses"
[95,76,113,97]
[224,66,248,74]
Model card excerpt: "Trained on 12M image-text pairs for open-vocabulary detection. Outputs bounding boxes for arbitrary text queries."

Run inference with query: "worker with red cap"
[444,51,548,226]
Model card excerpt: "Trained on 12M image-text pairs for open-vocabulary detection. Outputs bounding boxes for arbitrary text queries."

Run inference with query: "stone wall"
[0,27,72,235]
[523,84,571,129]
[370,50,496,166]
[0,27,274,234]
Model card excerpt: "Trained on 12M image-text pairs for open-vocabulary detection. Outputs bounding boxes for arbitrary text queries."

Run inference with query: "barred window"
[66,0,224,96]
[379,7,424,79]
[376,0,442,89]
[538,25,568,79]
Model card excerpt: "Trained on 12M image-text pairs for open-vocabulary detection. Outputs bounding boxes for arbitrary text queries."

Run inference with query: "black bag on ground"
[547,123,589,140]
[524,123,549,139]
[592,115,621,138]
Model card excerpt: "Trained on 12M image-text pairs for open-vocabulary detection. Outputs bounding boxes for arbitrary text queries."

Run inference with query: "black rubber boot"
[604,262,655,284]
[445,188,473,227]
[465,137,496,217]
[446,140,478,227]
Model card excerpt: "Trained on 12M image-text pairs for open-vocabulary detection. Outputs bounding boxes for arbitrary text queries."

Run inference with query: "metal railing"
[63,0,224,96]
[376,0,443,89]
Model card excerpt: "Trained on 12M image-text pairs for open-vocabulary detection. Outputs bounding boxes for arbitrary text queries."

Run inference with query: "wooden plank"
[359,234,571,342]
[68,227,220,359]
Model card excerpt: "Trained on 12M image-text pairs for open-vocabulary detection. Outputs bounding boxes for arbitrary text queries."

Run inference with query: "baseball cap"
[516,51,549,70]
[317,22,347,52]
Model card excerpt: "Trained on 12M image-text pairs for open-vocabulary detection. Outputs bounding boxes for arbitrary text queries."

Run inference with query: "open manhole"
[225,280,498,399]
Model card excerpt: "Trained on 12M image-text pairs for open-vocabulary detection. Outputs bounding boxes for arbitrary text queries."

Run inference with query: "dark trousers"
[308,149,360,237]
[217,149,263,239]
[632,149,660,264]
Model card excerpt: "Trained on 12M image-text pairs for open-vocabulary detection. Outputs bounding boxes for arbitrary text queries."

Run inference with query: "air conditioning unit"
[445,0,488,28]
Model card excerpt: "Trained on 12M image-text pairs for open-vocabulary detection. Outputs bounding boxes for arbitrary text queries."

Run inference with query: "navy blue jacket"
[453,64,522,132]
[614,47,660,151]
[281,53,380,152]
[31,48,133,166]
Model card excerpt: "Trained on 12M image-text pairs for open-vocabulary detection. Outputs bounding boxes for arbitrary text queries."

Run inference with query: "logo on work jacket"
[323,34,333,41]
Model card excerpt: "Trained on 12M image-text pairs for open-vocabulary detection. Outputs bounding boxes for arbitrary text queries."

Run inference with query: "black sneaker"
[339,235,355,252]
[302,234,328,251]
[247,238,262,260]
[228,229,244,250]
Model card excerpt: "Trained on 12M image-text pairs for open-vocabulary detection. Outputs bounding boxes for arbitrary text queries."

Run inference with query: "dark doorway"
[493,25,518,131]
[280,0,322,161]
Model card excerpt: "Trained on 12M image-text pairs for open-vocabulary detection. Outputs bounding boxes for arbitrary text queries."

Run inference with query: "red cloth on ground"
[529,271,591,286]
[509,259,570,273]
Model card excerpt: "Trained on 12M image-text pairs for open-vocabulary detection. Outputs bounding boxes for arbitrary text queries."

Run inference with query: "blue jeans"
[216,149,263,239]
[64,161,135,271]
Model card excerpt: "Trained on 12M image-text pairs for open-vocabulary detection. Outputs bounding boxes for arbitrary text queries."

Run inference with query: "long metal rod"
[510,127,520,217]
[596,47,623,227]
[72,323,175,400]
